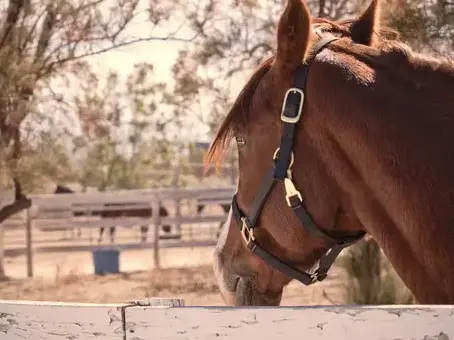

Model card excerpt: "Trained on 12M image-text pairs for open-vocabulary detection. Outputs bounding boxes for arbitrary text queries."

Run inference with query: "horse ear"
[275,0,313,76]
[350,0,381,46]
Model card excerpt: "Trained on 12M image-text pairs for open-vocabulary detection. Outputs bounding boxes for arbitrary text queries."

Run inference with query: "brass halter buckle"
[280,88,305,124]
[310,270,327,283]
[273,147,303,206]
[284,177,303,207]
[240,217,255,245]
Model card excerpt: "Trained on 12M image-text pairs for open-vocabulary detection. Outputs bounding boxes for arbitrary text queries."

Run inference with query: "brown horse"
[206,0,454,306]
[54,184,172,243]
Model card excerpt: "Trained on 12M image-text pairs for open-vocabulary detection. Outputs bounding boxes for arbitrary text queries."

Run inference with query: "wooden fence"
[0,187,236,277]
[0,298,453,339]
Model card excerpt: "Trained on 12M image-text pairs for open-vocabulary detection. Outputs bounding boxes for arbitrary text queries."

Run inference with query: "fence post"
[152,198,161,269]
[25,207,33,278]
[175,199,181,236]
[172,160,182,235]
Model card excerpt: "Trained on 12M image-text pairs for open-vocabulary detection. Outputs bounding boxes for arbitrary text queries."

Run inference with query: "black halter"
[230,35,366,286]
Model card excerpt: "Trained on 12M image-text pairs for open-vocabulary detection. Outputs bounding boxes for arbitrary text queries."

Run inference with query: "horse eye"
[236,136,246,146]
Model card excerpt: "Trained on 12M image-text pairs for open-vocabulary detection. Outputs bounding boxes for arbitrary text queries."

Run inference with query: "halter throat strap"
[230,35,366,286]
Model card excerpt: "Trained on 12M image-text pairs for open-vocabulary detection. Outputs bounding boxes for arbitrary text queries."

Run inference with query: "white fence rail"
[0,299,453,339]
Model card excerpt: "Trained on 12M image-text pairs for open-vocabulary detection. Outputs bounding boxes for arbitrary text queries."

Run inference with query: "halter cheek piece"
[230,35,366,286]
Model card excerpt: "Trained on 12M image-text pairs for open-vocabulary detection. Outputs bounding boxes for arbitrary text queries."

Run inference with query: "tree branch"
[34,3,56,63]
[0,195,31,224]
[41,34,198,79]
[0,0,26,49]
[0,177,31,224]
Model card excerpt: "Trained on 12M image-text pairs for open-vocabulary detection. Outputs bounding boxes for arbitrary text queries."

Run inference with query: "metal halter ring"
[273,147,295,169]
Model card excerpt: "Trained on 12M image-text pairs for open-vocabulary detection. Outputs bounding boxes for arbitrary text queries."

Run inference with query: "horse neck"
[308,46,454,303]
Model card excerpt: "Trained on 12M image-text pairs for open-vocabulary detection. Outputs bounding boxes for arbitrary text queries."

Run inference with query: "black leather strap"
[249,241,315,285]
[245,168,276,227]
[274,35,340,180]
[232,192,365,286]
[274,69,309,180]
[229,34,365,286]
[289,195,365,245]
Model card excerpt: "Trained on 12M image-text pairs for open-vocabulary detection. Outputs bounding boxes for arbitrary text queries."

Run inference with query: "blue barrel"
[92,249,120,275]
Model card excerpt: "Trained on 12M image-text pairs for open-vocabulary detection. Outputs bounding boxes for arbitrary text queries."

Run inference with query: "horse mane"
[204,56,274,171]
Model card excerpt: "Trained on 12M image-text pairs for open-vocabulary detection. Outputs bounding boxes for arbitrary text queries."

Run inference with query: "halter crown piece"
[230,32,366,285]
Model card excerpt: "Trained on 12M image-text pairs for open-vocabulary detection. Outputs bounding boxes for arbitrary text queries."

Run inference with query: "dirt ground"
[0,245,345,306]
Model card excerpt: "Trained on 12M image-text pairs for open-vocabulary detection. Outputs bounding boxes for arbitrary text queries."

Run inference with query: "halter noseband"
[230,34,366,286]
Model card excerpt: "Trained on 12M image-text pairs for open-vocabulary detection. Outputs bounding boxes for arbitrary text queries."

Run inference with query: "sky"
[86,0,188,79]
[87,29,184,84]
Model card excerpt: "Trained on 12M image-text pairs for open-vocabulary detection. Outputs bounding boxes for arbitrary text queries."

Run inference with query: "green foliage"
[1,131,77,193]
[68,63,182,191]
[338,237,416,305]
[0,58,192,193]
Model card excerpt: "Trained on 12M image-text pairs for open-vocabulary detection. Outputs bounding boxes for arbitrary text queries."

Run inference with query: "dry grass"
[54,263,82,285]
[0,265,220,304]
[146,266,219,296]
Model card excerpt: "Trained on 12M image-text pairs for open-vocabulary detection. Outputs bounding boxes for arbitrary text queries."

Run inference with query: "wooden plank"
[33,214,227,230]
[71,203,153,212]
[8,188,234,219]
[0,300,127,340]
[5,210,228,231]
[30,187,235,206]
[197,199,231,205]
[31,186,234,198]
[1,221,24,230]
[1,299,453,340]
[124,305,454,340]
[4,239,217,257]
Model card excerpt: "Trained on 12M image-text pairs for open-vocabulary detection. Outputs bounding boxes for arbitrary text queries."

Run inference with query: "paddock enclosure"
[0,186,235,277]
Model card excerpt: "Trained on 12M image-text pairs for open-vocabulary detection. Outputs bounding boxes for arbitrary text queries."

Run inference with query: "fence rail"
[2,186,236,207]
[0,298,453,339]
[4,240,217,257]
